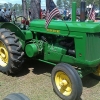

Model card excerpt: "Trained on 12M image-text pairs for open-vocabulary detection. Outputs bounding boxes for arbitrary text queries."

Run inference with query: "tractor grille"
[86,33,100,60]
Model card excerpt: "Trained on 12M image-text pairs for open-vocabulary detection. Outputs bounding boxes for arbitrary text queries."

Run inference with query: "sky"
[1,0,57,10]
[0,0,21,4]
[1,0,57,6]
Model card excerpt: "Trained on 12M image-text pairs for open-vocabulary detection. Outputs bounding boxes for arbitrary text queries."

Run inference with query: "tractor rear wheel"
[0,28,24,75]
[51,63,82,100]
[3,93,30,100]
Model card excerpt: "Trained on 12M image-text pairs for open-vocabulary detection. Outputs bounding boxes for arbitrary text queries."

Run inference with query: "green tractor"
[0,2,100,100]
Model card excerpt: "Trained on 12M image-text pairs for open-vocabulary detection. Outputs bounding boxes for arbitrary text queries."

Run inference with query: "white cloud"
[0,1,7,4]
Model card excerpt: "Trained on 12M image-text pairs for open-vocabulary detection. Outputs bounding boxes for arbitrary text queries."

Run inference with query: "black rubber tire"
[0,28,24,75]
[51,63,83,100]
[3,93,30,100]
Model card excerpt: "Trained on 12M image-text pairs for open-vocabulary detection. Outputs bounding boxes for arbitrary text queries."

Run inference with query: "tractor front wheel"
[0,28,24,75]
[51,63,82,100]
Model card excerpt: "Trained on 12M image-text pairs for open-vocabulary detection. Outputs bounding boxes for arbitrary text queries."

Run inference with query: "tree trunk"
[22,0,28,19]
[30,0,41,20]
[46,0,51,10]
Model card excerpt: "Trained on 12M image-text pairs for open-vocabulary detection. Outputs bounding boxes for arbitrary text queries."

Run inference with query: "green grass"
[0,60,100,100]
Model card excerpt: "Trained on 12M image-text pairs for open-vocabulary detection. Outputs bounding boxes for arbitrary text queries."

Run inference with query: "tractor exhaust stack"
[80,1,86,22]
[72,2,76,21]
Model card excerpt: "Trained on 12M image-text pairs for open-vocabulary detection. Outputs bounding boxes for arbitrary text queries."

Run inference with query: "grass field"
[0,60,100,100]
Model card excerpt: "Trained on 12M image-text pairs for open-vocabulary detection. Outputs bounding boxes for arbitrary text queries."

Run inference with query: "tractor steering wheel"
[15,16,26,22]
[14,16,27,29]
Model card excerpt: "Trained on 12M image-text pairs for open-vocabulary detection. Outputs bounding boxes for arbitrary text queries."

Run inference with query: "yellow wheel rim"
[0,41,8,67]
[55,71,72,96]
[94,65,100,76]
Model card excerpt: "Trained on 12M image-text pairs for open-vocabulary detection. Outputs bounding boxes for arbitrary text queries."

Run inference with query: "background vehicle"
[3,93,30,100]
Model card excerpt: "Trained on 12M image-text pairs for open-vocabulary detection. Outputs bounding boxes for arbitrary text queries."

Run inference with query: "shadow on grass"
[32,60,54,75]
[15,59,54,77]
[82,75,99,88]
[78,98,82,100]
[16,59,99,88]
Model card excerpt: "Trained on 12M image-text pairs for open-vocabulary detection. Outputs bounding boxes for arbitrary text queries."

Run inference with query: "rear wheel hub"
[0,41,8,67]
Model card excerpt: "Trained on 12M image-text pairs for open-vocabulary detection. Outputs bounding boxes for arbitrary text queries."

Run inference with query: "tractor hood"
[29,19,68,31]
[29,19,100,34]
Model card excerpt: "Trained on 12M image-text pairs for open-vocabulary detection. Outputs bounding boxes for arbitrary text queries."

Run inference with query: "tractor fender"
[0,22,25,40]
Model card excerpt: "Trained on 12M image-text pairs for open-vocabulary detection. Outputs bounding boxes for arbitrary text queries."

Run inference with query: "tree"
[56,0,69,9]
[67,0,80,8]
[13,4,18,11]
[30,0,41,20]
[56,0,62,8]
[63,0,68,8]
[56,0,83,8]
[26,0,31,8]
[0,4,4,9]
[4,3,9,9]
[8,3,13,9]
[22,0,28,19]
[17,4,22,16]
[46,0,51,10]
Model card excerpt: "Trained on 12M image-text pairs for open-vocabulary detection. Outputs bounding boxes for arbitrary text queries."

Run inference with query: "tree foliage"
[56,0,81,8]
[63,0,69,8]
[56,0,100,8]
[0,3,22,16]
[56,0,62,8]
[4,3,9,9]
